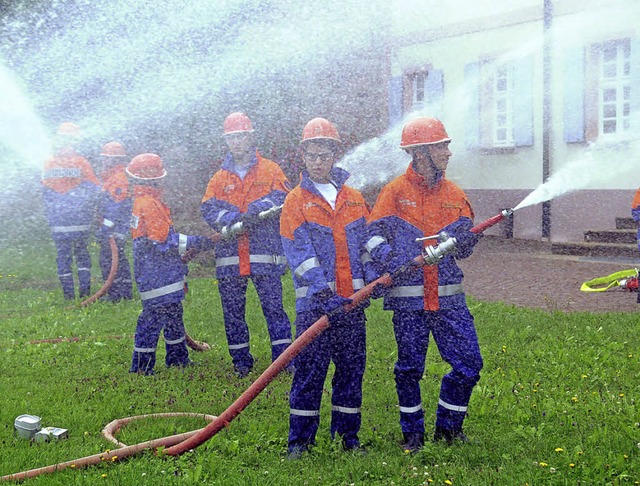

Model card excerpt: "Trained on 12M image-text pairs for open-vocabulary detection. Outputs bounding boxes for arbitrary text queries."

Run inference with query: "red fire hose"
[163,210,509,455]
[77,236,119,308]
[1,211,509,481]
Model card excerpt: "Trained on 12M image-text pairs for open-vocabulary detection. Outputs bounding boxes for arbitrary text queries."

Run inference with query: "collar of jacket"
[405,162,444,189]
[221,149,258,174]
[133,185,163,199]
[299,166,350,196]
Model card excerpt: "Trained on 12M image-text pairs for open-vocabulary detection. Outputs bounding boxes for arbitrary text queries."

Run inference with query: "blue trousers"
[218,275,292,370]
[130,301,190,375]
[53,235,92,299]
[98,236,132,300]
[393,307,483,434]
[288,309,366,451]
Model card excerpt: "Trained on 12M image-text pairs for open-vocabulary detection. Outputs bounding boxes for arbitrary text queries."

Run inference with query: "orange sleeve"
[280,190,304,241]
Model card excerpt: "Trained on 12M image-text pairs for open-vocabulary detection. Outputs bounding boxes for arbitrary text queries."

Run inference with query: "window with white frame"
[492,64,515,146]
[599,38,630,135]
[563,36,637,144]
[463,56,533,150]
[410,71,427,109]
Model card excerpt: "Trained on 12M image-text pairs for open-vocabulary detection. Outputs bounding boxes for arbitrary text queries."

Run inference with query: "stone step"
[551,241,639,259]
[584,229,637,244]
[616,217,637,230]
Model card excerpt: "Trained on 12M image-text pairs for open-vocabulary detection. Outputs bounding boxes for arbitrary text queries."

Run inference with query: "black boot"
[401,432,424,453]
[433,427,468,445]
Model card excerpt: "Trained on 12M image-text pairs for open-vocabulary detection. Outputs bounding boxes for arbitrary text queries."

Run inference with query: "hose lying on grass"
[3,213,505,481]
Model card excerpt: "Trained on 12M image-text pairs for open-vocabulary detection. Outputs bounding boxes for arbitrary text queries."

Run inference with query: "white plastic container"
[14,414,41,439]
[34,427,69,442]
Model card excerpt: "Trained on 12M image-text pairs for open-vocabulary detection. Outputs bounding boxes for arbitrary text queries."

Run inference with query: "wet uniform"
[280,166,375,451]
[130,185,213,374]
[41,147,100,299]
[201,151,292,372]
[366,163,483,436]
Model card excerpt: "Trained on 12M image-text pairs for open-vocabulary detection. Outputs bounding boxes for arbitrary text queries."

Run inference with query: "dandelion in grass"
[569,463,575,468]
[445,480,453,485]
[571,396,578,402]
[538,462,548,467]
[555,448,563,452]
[101,474,107,478]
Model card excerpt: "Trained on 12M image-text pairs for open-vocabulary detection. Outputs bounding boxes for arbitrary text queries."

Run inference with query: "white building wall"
[390,0,639,242]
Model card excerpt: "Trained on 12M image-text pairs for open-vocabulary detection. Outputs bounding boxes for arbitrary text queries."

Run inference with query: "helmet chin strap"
[412,147,442,183]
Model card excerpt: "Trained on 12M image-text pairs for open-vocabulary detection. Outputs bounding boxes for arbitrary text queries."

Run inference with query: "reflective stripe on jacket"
[201,151,289,278]
[280,167,375,313]
[366,163,474,311]
[131,186,212,308]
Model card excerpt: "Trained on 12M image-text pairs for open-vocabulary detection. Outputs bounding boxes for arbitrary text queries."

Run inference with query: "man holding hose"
[366,117,483,451]
[201,112,293,378]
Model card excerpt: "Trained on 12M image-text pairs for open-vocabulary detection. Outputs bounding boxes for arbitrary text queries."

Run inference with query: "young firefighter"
[41,122,100,300]
[127,153,215,375]
[96,141,133,301]
[632,187,640,303]
[366,117,482,451]
[201,112,292,378]
[280,118,374,458]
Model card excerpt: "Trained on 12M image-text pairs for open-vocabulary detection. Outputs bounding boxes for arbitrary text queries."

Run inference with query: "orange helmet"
[399,117,450,149]
[223,112,254,135]
[125,153,167,180]
[100,141,127,157]
[57,122,82,137]
[300,117,341,144]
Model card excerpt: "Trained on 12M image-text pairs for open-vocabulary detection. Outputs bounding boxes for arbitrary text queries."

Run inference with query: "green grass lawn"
[0,240,638,485]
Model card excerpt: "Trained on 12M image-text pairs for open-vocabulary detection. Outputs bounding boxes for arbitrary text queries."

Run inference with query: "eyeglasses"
[304,151,333,162]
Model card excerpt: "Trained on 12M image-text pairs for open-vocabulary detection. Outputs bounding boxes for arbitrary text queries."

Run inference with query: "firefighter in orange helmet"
[366,117,482,451]
[96,141,133,301]
[127,154,215,375]
[632,187,640,303]
[280,118,376,458]
[41,122,100,300]
[201,112,293,378]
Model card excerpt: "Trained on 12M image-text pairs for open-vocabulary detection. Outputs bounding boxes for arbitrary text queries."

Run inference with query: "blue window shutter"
[425,69,444,112]
[464,62,480,149]
[631,38,640,131]
[512,56,534,147]
[388,75,403,127]
[563,46,586,143]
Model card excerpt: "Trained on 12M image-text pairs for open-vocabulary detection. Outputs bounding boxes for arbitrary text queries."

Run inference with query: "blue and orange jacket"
[98,164,132,239]
[280,167,376,313]
[201,151,289,279]
[632,188,640,243]
[41,147,100,239]
[131,186,214,308]
[366,163,475,312]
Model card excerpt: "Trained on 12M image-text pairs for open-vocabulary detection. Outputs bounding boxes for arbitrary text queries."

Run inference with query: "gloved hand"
[453,228,481,250]
[321,294,353,315]
[241,211,261,228]
[370,282,389,299]
[387,254,414,276]
[440,217,481,257]
[247,200,274,216]
[97,224,114,241]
